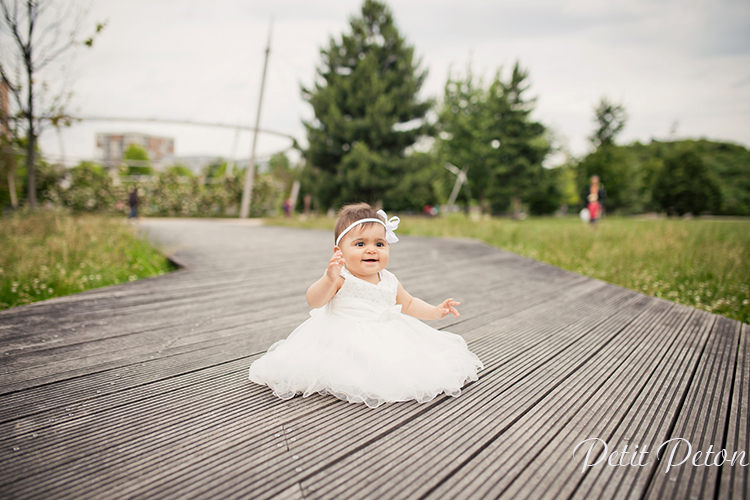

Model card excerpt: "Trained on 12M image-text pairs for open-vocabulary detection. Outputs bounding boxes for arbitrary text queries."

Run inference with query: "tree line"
[297,0,749,217]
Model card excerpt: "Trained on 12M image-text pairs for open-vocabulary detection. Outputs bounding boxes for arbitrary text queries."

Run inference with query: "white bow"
[377,209,400,244]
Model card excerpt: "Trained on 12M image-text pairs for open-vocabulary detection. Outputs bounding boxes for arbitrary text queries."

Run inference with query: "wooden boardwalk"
[0,218,747,500]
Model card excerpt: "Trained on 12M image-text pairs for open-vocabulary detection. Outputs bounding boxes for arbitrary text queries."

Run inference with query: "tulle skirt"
[248,298,483,408]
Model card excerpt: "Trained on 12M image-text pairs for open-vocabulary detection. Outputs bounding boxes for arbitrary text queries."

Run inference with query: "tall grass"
[0,211,176,310]
[266,215,750,324]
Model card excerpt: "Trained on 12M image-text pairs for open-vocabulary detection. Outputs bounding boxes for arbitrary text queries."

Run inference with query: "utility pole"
[240,19,273,219]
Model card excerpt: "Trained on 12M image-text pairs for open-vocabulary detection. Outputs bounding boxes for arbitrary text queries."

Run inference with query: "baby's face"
[336,223,389,280]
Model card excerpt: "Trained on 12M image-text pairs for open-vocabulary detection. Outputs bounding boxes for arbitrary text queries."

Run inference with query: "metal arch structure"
[71,115,300,147]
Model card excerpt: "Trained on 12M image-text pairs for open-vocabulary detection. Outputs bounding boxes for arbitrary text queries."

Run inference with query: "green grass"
[0,211,176,310]
[266,215,750,324]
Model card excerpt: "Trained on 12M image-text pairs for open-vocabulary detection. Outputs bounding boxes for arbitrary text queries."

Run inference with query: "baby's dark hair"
[334,203,383,244]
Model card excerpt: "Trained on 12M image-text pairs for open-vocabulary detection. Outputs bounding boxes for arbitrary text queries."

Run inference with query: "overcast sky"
[38,0,750,166]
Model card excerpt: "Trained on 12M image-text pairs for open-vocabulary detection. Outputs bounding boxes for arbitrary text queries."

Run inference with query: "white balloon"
[580,208,590,222]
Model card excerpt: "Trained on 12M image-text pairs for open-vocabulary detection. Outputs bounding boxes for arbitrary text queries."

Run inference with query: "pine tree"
[301,0,433,210]
[485,63,549,216]
[436,66,486,207]
[437,62,550,215]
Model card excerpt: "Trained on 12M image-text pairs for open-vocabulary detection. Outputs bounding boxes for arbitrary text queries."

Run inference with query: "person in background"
[128,187,139,219]
[585,175,606,225]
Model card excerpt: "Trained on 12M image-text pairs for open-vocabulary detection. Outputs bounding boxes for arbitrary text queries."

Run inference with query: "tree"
[576,145,640,213]
[551,164,580,209]
[0,0,104,208]
[166,163,193,178]
[576,97,638,213]
[582,138,750,216]
[526,170,560,215]
[203,160,227,179]
[437,66,488,209]
[485,63,550,215]
[652,148,721,216]
[268,151,294,191]
[301,0,433,210]
[437,62,550,215]
[591,97,627,149]
[0,80,20,208]
[122,144,152,176]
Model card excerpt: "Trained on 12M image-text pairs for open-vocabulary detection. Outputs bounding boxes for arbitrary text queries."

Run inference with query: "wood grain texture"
[0,218,746,500]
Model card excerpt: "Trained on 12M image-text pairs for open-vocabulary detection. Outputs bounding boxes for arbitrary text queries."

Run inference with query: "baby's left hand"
[435,298,460,319]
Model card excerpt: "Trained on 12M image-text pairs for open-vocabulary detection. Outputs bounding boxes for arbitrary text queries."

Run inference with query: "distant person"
[423,205,438,216]
[283,198,292,218]
[585,175,606,225]
[128,187,139,219]
[248,203,482,408]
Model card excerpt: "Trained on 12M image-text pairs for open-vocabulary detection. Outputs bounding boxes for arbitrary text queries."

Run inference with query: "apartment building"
[96,132,174,171]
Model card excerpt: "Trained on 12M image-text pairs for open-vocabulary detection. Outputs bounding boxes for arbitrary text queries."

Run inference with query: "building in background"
[96,132,174,172]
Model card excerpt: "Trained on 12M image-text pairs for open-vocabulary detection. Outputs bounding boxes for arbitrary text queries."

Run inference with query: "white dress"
[248,268,483,408]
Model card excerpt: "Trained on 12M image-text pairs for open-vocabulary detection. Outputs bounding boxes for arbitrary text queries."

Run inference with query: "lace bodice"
[333,268,398,309]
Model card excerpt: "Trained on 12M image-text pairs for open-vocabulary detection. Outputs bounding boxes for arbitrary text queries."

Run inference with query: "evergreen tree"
[301,0,433,211]
[485,63,550,215]
[436,66,487,208]
[437,62,550,215]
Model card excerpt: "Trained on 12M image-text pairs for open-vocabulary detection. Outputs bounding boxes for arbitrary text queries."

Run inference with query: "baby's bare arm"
[396,283,460,320]
[306,250,345,308]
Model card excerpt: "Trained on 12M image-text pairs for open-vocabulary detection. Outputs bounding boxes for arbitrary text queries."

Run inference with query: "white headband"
[336,209,400,246]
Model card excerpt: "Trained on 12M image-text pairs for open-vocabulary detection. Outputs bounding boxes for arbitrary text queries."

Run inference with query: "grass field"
[0,211,176,310]
[266,215,750,324]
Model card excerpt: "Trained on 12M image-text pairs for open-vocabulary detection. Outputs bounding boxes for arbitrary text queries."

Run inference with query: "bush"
[38,162,286,217]
[47,162,122,212]
[652,149,722,215]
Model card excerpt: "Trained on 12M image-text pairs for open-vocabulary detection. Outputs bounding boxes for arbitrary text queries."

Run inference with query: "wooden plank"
[290,297,659,500]
[0,274,604,488]
[89,291,644,500]
[567,308,714,500]
[644,315,742,500]
[0,259,637,499]
[0,219,745,500]
[0,238,577,394]
[443,304,708,500]
[718,322,749,500]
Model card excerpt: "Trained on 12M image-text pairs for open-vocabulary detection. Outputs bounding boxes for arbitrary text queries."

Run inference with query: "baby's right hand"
[326,250,345,282]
